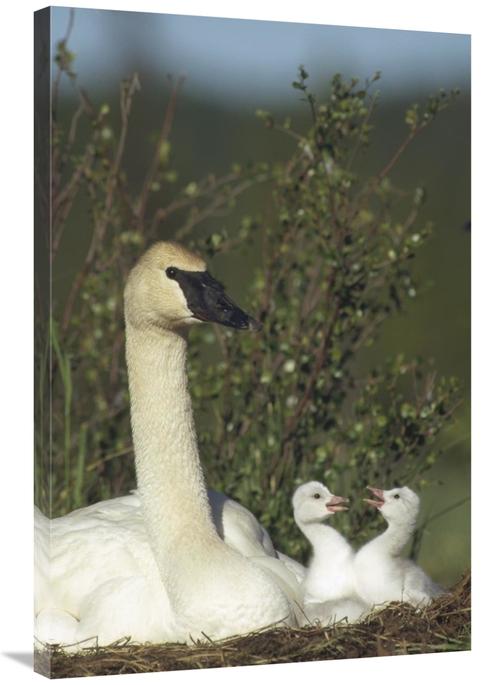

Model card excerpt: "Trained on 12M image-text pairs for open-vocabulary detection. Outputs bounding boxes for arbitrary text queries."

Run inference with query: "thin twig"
[61,74,141,335]
[51,8,75,118]
[135,74,185,231]
[174,175,268,241]
[355,98,456,219]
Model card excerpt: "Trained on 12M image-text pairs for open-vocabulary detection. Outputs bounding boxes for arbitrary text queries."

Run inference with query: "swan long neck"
[297,520,352,563]
[373,516,417,557]
[125,321,219,582]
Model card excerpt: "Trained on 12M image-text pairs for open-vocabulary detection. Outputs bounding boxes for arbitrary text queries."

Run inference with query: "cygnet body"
[354,486,446,609]
[293,481,369,625]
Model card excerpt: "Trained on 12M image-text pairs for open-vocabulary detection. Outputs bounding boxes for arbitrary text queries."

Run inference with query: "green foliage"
[186,70,461,559]
[35,44,271,516]
[36,42,461,567]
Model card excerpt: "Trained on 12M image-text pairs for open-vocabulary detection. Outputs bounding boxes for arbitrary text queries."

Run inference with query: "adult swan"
[35,242,300,649]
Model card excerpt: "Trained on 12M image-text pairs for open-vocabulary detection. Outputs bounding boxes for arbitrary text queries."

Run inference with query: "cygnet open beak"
[364,486,385,509]
[326,495,349,513]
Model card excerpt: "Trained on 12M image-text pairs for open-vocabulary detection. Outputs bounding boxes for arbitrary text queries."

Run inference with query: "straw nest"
[35,567,471,678]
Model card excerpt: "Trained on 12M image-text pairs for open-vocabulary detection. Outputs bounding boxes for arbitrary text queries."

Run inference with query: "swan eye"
[313,494,321,499]
[166,267,178,280]
[394,494,400,499]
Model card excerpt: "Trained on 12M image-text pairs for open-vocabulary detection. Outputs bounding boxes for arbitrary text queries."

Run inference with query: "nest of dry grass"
[35,567,471,678]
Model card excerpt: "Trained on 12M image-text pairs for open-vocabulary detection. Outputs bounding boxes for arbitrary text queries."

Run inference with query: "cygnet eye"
[394,494,400,499]
[166,267,178,280]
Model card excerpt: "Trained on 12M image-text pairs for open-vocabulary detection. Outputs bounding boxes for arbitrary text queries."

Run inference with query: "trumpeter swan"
[35,242,302,650]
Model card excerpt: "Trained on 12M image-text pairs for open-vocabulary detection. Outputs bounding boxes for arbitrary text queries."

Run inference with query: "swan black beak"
[175,269,262,331]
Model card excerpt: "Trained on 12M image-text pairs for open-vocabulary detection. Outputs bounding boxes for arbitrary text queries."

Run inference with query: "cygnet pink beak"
[364,486,385,509]
[326,495,349,513]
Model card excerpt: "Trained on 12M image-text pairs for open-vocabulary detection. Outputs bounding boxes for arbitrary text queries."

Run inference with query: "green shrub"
[35,44,461,565]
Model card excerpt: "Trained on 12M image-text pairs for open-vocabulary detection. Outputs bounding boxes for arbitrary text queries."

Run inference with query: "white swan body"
[354,486,446,609]
[35,487,301,648]
[35,242,301,649]
[35,495,176,648]
[210,492,305,601]
[208,489,276,557]
[293,482,369,625]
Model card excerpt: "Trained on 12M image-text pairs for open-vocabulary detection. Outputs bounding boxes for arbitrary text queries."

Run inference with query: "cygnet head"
[293,481,349,526]
[364,485,420,525]
[124,241,261,332]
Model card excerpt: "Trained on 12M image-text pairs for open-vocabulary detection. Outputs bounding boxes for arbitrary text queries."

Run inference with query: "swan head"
[293,481,349,525]
[364,485,420,525]
[124,241,262,332]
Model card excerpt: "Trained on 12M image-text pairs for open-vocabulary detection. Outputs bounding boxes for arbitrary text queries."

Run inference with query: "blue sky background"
[51,7,471,107]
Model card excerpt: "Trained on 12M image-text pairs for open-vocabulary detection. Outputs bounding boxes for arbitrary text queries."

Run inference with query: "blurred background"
[47,6,470,586]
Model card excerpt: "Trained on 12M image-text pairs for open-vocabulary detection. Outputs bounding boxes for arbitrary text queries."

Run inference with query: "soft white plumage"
[292,481,369,625]
[353,486,446,609]
[35,242,303,649]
